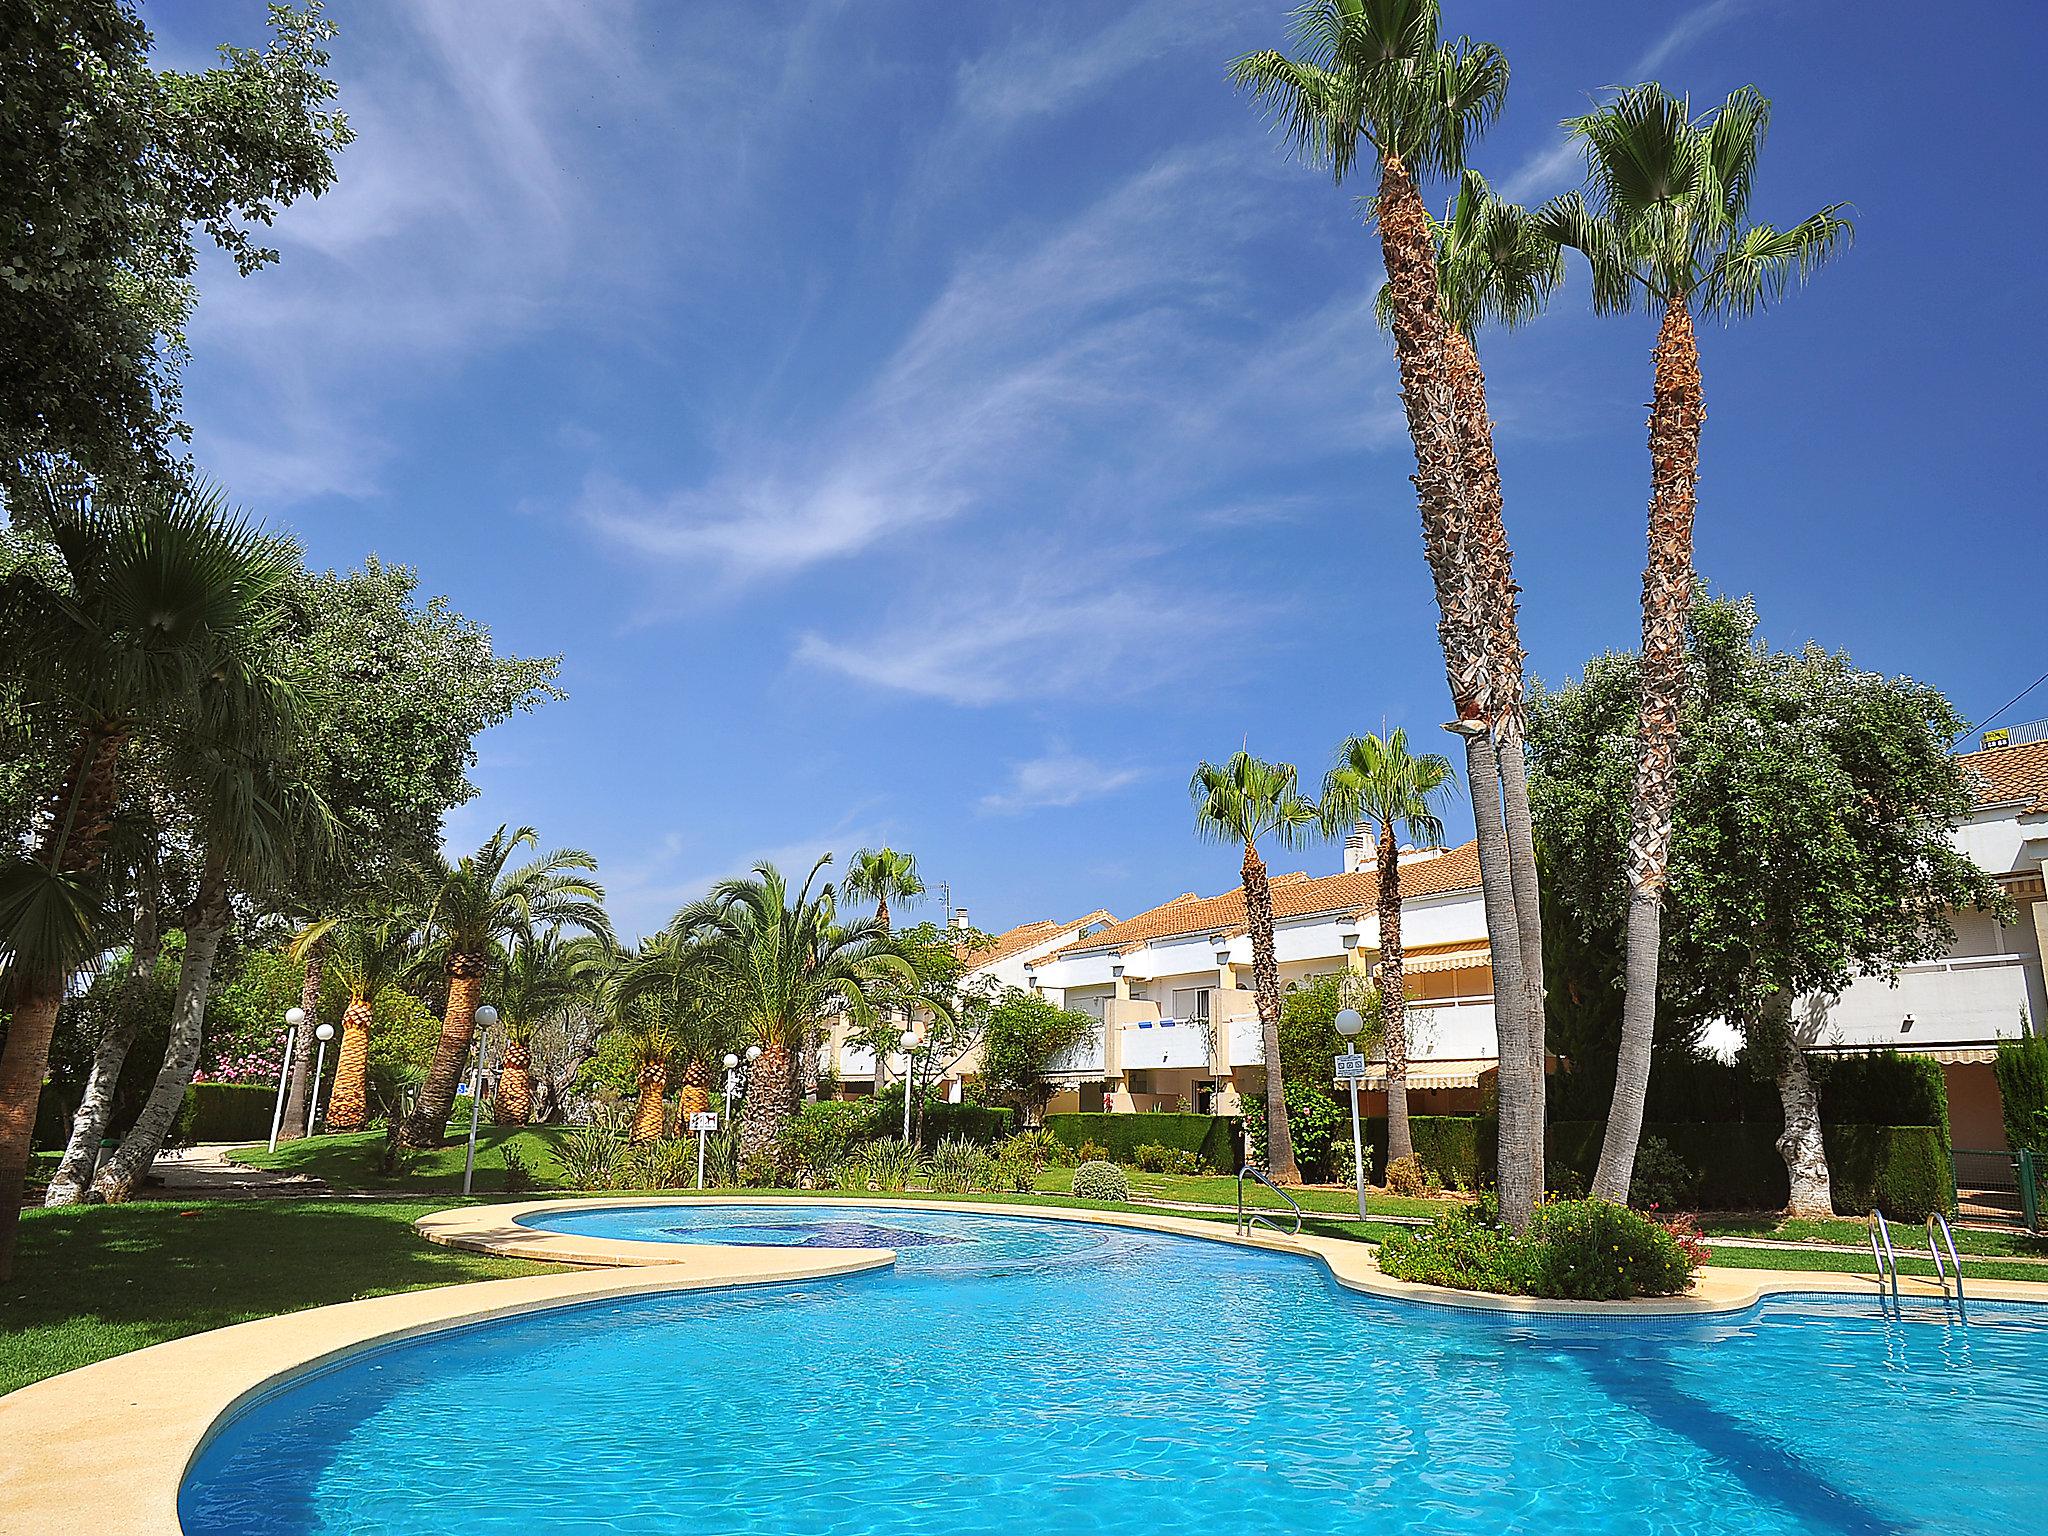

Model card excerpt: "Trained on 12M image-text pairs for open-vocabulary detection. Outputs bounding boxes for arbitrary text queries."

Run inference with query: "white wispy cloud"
[980,749,1147,814]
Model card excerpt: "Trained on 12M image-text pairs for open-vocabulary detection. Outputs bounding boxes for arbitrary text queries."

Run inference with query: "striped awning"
[1398,943,1492,975]
[1359,1058,1495,1090]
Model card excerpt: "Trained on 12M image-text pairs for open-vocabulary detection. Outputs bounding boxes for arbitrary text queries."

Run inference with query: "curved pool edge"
[0,1238,893,1536]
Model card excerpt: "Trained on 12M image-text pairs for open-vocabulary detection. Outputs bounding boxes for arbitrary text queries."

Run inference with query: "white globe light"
[285,1007,306,1028]
[474,1005,500,1027]
[899,1028,917,1050]
[745,1044,762,1063]
[314,1021,336,1042]
[723,1053,740,1070]
[1334,1007,1364,1038]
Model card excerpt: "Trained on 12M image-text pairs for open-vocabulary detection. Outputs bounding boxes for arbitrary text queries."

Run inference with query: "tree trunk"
[631,1060,668,1143]
[326,998,374,1132]
[404,959,485,1147]
[495,1037,533,1125]
[1496,735,1548,1174]
[1593,294,1705,1203]
[1463,731,1536,1230]
[279,939,325,1139]
[1756,990,1836,1219]
[0,723,126,1277]
[1242,841,1298,1184]
[678,1058,710,1120]
[46,879,163,1206]
[1377,825,1413,1166]
[738,1040,795,1165]
[94,859,232,1202]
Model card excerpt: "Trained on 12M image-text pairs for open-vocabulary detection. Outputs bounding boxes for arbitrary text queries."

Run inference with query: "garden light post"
[899,1027,917,1143]
[721,1052,740,1128]
[268,1006,306,1153]
[1335,1006,1369,1224]
[464,1004,499,1196]
[308,1021,336,1137]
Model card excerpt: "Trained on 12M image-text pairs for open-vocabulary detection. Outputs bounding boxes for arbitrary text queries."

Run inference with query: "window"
[1172,987,1211,1022]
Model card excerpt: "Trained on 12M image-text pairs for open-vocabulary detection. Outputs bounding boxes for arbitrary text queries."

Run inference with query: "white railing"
[1827,955,2035,1046]
[1118,1016,1210,1071]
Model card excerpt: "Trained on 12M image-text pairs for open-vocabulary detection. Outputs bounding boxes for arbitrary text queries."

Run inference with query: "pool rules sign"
[1334,1052,1368,1081]
[690,1111,718,1188]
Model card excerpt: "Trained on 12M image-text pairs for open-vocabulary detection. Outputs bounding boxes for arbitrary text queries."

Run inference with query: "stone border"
[9,1194,2048,1536]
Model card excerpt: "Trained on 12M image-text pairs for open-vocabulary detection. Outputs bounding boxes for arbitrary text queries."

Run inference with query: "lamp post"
[464,1004,499,1196]
[899,1027,918,1143]
[268,1007,306,1153]
[308,1021,336,1136]
[721,1052,741,1128]
[1335,1006,1368,1223]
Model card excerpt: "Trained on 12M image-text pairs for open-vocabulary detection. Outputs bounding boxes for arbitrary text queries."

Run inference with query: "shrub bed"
[1045,1112,1236,1172]
[1071,1160,1130,1202]
[1377,1200,1701,1300]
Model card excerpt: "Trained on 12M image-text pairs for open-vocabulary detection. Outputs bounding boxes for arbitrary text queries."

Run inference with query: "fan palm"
[1539,84,1851,1201]
[672,858,918,1161]
[292,913,420,1132]
[402,826,610,1147]
[1320,731,1456,1164]
[1233,0,1542,1227]
[842,846,926,1097]
[490,930,609,1125]
[1190,752,1318,1185]
[0,471,298,1273]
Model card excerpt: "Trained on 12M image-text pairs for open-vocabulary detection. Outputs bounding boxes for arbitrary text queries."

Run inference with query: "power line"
[1962,665,2048,744]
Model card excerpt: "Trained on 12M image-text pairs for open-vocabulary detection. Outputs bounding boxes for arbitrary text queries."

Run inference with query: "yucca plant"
[927,1135,985,1193]
[857,1136,925,1193]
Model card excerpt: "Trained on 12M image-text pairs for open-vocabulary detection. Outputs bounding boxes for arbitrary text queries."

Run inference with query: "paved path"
[141,1143,329,1198]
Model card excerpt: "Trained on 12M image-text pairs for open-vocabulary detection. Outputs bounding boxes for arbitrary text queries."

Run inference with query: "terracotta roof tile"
[964,910,1116,969]
[1047,842,1482,958]
[1962,738,2048,814]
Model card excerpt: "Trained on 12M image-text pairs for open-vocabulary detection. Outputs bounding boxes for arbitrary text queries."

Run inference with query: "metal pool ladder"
[1868,1209,1901,1298]
[1237,1165,1303,1238]
[1927,1212,1965,1309]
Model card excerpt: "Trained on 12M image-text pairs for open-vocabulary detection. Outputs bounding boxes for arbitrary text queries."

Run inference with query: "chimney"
[952,907,970,932]
[1345,823,1375,873]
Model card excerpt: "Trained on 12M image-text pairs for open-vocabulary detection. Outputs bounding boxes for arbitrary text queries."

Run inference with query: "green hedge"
[1045,1112,1238,1172]
[1547,1121,1788,1210]
[173,1082,280,1144]
[1824,1124,1954,1220]
[1995,1037,2048,1157]
[1819,1050,1951,1153]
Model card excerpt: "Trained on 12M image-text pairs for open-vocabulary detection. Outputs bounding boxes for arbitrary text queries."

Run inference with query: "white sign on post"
[1334,1052,1368,1081]
[688,1112,718,1132]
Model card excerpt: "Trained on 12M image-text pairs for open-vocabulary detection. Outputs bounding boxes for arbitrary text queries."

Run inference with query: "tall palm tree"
[1540,84,1850,1201]
[402,826,610,1147]
[293,913,420,1133]
[1320,730,1455,1165]
[1190,751,1318,1185]
[673,858,917,1162]
[1383,167,1565,1172]
[490,930,608,1124]
[1233,0,1542,1228]
[840,846,926,1100]
[0,471,298,1273]
[610,928,730,1124]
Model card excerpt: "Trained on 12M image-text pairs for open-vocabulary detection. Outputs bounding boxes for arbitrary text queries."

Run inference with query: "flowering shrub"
[1377,1199,1703,1300]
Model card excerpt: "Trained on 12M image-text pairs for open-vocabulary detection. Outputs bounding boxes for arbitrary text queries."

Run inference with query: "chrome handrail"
[1237,1164,1304,1237]
[1868,1209,1900,1298]
[1928,1212,1965,1308]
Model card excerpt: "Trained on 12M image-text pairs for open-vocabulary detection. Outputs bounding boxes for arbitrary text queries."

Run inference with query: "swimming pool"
[181,1205,2048,1535]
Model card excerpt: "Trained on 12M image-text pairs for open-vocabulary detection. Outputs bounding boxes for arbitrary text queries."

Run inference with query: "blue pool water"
[181,1205,2048,1535]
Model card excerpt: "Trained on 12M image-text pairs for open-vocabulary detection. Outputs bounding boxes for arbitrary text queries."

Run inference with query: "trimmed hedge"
[1548,1121,1787,1210]
[1045,1112,1237,1172]
[1995,1036,2048,1157]
[1819,1050,1951,1154]
[1825,1124,1954,1221]
[174,1082,280,1144]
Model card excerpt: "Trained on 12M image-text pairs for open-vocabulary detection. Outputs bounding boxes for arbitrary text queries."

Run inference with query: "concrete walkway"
[141,1143,329,1198]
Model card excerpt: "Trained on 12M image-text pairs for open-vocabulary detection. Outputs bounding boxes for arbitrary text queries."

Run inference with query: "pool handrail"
[1868,1209,1900,1298]
[1237,1164,1304,1238]
[1927,1211,1965,1309]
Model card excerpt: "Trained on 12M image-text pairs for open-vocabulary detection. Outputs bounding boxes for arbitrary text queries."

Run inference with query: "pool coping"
[10,1195,2048,1536]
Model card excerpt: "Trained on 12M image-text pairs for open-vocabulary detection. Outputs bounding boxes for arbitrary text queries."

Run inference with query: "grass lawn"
[1700,1212,2048,1260]
[229,1125,575,1193]
[1030,1166,1461,1221]
[0,1199,566,1396]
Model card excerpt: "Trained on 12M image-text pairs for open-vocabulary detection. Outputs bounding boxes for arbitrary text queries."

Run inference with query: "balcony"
[1118,1014,1211,1071]
[1047,1021,1107,1079]
[1824,954,2037,1050]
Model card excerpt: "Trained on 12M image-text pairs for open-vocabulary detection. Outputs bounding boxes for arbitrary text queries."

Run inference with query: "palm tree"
[1320,730,1455,1165]
[490,930,608,1124]
[610,928,730,1124]
[402,826,610,1147]
[1232,0,1542,1228]
[606,1008,679,1144]
[673,858,917,1162]
[842,847,925,931]
[1385,167,1564,1175]
[293,913,420,1133]
[1540,84,1851,1201]
[0,471,298,1273]
[1190,752,1318,1185]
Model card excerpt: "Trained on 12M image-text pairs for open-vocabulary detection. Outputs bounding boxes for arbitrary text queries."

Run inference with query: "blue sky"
[154,1,2046,940]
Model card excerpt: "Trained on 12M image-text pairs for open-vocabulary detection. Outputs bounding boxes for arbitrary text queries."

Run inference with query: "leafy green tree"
[1233,0,1540,1228]
[1190,750,1318,1184]
[976,988,1093,1126]
[1527,596,1999,1216]
[1320,730,1455,1163]
[1540,85,1851,1201]
[1,1,351,478]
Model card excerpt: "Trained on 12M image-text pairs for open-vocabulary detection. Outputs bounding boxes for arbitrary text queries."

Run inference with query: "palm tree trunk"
[1593,294,1705,1203]
[0,723,125,1278]
[739,1040,795,1164]
[1377,825,1413,1166]
[94,858,231,1202]
[631,1060,668,1143]
[678,1058,710,1120]
[495,1037,533,1125]
[1496,737,1548,1170]
[326,998,375,1132]
[404,959,485,1147]
[1242,841,1298,1184]
[1373,159,1536,1229]
[46,878,163,1206]
[279,938,324,1139]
